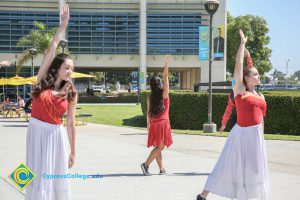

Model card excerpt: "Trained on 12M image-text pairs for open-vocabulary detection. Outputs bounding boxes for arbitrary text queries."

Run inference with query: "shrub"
[141,91,300,135]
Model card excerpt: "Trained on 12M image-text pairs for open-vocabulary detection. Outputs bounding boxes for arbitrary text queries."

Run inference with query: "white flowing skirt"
[25,117,71,200]
[204,123,269,200]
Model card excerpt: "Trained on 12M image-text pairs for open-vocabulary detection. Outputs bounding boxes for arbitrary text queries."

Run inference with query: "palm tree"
[16,21,66,74]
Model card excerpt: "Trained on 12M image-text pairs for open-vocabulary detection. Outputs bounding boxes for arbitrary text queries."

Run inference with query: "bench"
[62,114,92,126]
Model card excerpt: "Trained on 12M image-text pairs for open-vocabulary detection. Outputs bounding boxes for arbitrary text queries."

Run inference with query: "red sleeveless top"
[150,98,170,123]
[148,98,173,148]
[235,93,267,127]
[31,89,68,124]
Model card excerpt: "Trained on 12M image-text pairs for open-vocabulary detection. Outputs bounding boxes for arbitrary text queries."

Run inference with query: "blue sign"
[131,71,138,84]
[199,26,209,60]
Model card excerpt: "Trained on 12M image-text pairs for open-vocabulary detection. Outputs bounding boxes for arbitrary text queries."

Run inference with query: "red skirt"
[147,120,173,148]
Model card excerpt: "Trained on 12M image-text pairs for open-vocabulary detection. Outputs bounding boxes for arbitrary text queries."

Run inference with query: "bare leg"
[145,143,164,167]
[155,151,163,170]
[199,190,209,199]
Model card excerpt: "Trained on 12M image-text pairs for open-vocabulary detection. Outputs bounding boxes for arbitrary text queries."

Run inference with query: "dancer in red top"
[141,55,173,176]
[197,30,269,200]
[26,4,77,200]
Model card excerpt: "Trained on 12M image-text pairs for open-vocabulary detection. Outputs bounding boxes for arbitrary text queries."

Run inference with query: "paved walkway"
[0,118,299,200]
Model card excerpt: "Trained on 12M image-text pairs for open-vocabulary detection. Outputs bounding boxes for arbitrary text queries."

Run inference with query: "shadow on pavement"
[120,133,147,136]
[170,172,210,176]
[102,173,144,177]
[3,125,28,128]
[0,120,27,123]
[122,115,146,128]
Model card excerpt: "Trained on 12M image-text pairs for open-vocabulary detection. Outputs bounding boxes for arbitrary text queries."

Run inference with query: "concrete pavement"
[0,118,299,200]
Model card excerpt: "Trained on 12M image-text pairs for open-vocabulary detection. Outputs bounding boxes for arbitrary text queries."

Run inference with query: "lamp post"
[285,59,290,89]
[59,39,68,53]
[203,0,219,133]
[29,48,37,93]
[29,48,37,77]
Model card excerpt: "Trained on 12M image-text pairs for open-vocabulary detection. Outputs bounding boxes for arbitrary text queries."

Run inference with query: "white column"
[139,0,147,90]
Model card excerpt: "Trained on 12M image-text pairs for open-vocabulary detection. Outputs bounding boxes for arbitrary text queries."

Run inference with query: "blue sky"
[228,0,300,76]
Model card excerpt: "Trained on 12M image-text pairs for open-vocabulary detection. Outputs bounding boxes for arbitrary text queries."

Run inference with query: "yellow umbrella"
[7,76,27,86]
[0,78,9,100]
[23,76,37,85]
[0,78,9,85]
[71,72,96,78]
[24,72,95,83]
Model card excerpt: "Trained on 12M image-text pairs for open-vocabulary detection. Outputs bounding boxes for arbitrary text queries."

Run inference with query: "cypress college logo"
[8,162,36,191]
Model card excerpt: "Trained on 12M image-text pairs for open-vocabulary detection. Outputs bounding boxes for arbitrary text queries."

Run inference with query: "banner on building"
[198,26,209,60]
[199,25,225,61]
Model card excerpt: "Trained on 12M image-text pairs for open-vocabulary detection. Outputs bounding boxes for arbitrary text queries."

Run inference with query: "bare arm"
[233,30,247,96]
[162,55,171,99]
[66,95,77,168]
[147,95,150,129]
[37,4,70,83]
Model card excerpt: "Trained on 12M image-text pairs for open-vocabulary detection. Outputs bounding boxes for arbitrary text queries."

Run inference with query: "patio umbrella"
[0,78,9,100]
[7,76,27,85]
[25,72,96,83]
[0,78,9,85]
[6,76,28,100]
[71,72,96,78]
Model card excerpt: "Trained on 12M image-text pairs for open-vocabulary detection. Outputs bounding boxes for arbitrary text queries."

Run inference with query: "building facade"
[0,0,227,90]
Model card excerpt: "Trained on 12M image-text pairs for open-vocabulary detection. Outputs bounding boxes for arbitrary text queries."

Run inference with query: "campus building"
[0,0,227,91]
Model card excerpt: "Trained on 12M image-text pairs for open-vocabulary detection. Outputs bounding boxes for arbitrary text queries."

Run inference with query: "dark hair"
[148,75,164,117]
[32,53,77,102]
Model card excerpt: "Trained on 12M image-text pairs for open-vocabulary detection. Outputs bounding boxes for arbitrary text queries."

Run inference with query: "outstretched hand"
[68,153,75,169]
[219,124,226,133]
[60,4,70,29]
[164,54,172,66]
[239,29,247,45]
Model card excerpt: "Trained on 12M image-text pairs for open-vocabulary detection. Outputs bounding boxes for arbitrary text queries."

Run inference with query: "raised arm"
[162,55,171,99]
[37,4,70,83]
[233,30,247,96]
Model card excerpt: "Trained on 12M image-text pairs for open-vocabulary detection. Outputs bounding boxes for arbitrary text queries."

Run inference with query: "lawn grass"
[76,105,146,127]
[76,105,300,141]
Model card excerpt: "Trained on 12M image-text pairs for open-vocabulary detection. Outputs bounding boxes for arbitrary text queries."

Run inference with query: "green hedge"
[141,91,300,135]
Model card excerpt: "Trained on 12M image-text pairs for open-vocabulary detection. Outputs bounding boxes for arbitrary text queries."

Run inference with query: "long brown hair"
[148,75,164,117]
[32,53,77,102]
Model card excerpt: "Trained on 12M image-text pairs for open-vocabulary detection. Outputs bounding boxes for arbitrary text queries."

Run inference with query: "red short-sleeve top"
[31,89,68,124]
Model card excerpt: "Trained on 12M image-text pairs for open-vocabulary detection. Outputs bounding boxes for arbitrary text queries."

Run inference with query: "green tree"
[262,76,271,84]
[292,70,300,80]
[106,72,131,85]
[147,72,180,87]
[227,13,272,76]
[16,21,66,74]
[89,72,105,83]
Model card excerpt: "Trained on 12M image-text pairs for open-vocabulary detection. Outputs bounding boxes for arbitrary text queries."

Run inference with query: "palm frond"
[16,50,33,75]
[34,21,45,31]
